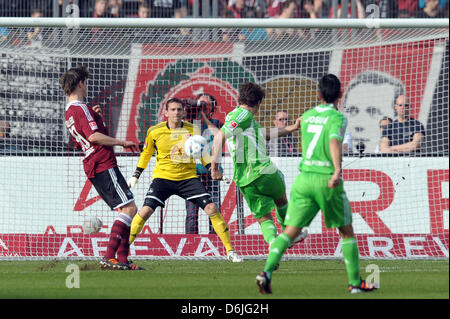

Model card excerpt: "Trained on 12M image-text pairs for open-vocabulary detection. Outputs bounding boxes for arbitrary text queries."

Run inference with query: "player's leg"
[257,173,318,293]
[129,178,170,244]
[271,169,288,229]
[90,167,136,269]
[239,181,277,246]
[319,178,375,293]
[338,224,361,287]
[203,202,241,260]
[181,178,240,261]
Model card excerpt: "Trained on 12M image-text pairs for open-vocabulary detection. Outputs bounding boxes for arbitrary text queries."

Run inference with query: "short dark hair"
[238,82,265,107]
[379,116,393,124]
[319,74,341,104]
[165,97,184,110]
[60,66,89,96]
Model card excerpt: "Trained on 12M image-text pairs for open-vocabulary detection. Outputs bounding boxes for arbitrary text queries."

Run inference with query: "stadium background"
[0,1,448,259]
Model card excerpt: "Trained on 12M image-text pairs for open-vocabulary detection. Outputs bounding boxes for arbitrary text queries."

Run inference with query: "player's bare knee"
[139,206,154,220]
[119,202,138,218]
[204,203,219,216]
[338,224,354,238]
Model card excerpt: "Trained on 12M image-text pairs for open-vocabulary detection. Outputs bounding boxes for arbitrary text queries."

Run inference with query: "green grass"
[0,259,447,299]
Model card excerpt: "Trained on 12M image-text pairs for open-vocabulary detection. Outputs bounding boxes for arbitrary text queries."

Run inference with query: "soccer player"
[255,74,377,294]
[61,66,144,270]
[127,98,242,262]
[210,82,307,251]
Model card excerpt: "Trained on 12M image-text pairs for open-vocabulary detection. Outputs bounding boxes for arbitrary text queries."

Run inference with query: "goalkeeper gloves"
[127,167,144,189]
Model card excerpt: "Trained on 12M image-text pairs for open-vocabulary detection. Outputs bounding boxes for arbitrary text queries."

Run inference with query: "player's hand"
[92,105,103,117]
[122,140,139,152]
[127,176,138,189]
[293,116,302,129]
[211,168,223,181]
[328,172,340,188]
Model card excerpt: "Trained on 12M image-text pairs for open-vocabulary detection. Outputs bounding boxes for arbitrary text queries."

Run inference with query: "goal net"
[0,18,448,260]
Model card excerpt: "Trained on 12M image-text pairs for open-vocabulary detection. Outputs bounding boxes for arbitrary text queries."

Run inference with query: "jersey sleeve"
[221,110,251,138]
[328,112,346,142]
[136,127,155,170]
[75,104,99,139]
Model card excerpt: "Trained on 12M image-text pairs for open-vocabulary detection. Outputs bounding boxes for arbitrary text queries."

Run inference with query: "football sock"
[342,237,361,286]
[260,219,277,245]
[105,214,132,260]
[209,213,233,253]
[276,204,288,230]
[129,213,146,244]
[116,214,132,263]
[264,233,291,279]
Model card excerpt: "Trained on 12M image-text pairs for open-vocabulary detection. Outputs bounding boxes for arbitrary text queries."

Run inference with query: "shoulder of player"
[226,107,252,123]
[147,122,168,135]
[66,102,95,120]
[66,101,90,111]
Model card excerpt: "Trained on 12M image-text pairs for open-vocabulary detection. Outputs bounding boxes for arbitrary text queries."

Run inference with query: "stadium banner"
[0,156,448,258]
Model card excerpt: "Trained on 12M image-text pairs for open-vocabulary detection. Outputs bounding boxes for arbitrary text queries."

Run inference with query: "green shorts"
[239,169,286,219]
[286,172,352,229]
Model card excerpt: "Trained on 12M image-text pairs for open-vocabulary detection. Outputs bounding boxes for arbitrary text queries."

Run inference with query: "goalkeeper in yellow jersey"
[127,98,242,262]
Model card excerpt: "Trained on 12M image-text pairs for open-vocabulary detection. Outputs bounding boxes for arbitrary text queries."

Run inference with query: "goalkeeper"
[211,82,308,250]
[127,98,242,262]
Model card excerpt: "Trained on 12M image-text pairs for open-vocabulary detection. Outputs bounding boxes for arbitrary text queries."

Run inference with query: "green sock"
[260,220,277,245]
[342,237,361,286]
[276,204,288,230]
[264,233,292,279]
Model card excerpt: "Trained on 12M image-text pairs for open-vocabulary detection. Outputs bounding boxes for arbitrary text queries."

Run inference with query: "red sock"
[117,235,130,263]
[104,214,132,261]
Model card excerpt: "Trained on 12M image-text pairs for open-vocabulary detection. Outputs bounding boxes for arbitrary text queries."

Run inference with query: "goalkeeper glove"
[127,167,143,189]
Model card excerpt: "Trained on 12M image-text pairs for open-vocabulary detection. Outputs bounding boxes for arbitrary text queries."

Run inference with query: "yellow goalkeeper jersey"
[136,121,210,181]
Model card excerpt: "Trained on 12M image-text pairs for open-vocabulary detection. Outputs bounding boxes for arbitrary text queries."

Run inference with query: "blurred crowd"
[0,0,448,19]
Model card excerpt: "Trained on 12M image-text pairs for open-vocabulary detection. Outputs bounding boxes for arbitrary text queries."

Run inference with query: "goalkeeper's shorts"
[143,178,213,211]
[90,166,135,210]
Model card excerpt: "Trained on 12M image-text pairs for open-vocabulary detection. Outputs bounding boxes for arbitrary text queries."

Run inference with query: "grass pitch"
[0,259,447,299]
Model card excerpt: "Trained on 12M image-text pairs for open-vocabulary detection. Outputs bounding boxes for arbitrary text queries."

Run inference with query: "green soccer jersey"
[221,107,275,187]
[299,104,347,175]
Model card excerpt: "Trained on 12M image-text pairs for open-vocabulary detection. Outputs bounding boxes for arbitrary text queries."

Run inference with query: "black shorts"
[144,178,213,210]
[89,166,135,210]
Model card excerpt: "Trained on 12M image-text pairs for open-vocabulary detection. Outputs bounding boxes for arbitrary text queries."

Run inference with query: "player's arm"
[328,114,344,188]
[211,129,226,181]
[265,116,301,140]
[390,132,423,153]
[127,128,155,188]
[329,138,342,188]
[87,132,137,151]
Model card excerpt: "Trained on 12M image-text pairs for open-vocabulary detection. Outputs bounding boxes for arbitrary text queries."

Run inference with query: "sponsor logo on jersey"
[229,120,238,129]
[89,122,98,130]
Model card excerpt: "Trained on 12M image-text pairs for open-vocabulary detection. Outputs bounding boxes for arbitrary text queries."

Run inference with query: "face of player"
[274,111,288,128]
[343,83,396,153]
[165,102,184,126]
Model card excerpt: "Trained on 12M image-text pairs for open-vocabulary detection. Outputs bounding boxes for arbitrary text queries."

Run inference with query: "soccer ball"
[184,135,207,159]
[83,217,103,234]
